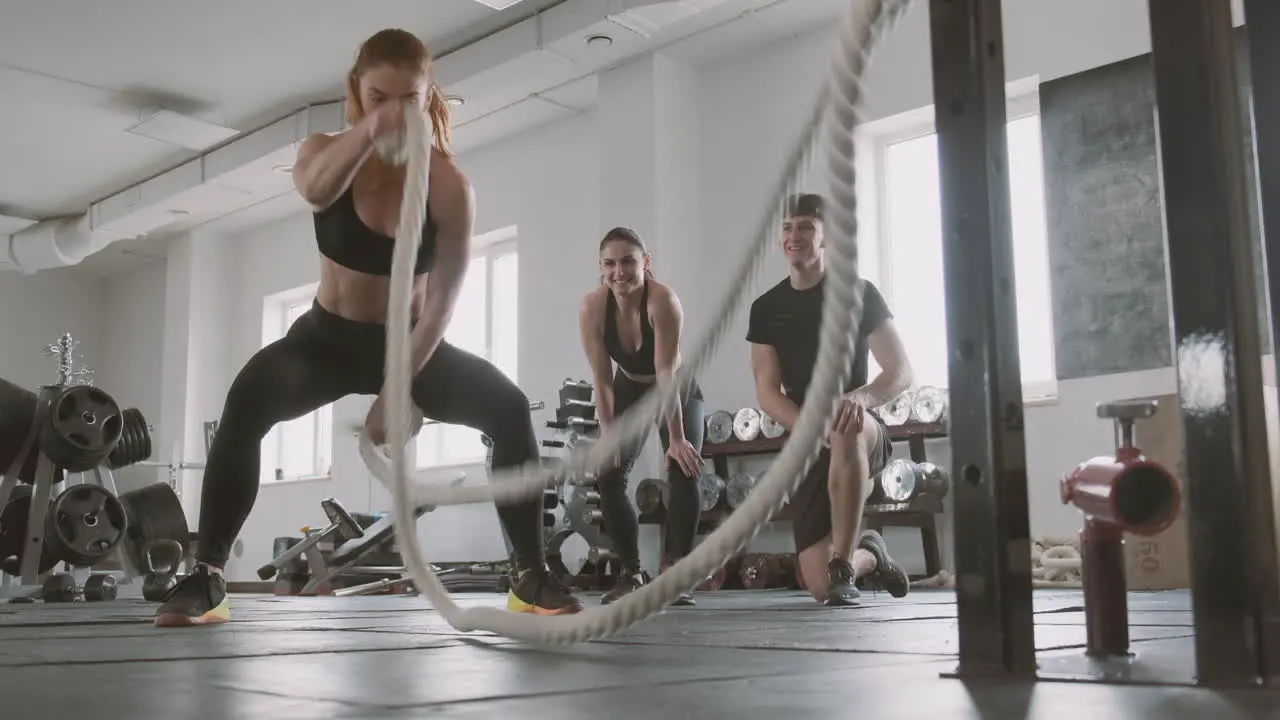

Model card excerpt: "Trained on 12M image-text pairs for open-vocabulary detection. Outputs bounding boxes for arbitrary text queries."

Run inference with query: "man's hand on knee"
[826,393,865,449]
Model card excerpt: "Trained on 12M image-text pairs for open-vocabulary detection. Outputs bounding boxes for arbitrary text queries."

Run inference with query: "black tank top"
[603,284,657,376]
[313,187,436,276]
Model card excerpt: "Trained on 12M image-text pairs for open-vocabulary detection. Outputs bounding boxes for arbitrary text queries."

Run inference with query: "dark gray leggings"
[596,369,704,573]
[196,301,544,571]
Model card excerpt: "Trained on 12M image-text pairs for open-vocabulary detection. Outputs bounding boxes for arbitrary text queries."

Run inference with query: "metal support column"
[928,0,1037,678]
[1245,0,1280,428]
[1148,0,1280,687]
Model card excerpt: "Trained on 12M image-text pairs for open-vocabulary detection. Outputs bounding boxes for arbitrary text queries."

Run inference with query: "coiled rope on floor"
[359,0,914,644]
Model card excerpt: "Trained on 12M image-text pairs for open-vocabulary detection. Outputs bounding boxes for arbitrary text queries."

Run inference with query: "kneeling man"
[747,193,914,606]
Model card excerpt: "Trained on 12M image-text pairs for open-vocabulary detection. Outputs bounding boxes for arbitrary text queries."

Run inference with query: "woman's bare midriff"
[316,257,428,324]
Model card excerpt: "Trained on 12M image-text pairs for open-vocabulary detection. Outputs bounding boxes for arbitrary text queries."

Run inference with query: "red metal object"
[1060,405,1182,658]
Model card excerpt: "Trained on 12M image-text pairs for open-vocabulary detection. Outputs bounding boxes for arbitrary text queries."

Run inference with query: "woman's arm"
[405,151,473,373]
[649,284,687,442]
[291,130,374,210]
[578,292,616,429]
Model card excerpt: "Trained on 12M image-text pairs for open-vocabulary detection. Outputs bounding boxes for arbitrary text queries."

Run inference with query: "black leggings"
[196,301,544,571]
[596,369,704,573]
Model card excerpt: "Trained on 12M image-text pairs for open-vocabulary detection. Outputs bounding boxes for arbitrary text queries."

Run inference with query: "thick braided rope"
[361,0,912,644]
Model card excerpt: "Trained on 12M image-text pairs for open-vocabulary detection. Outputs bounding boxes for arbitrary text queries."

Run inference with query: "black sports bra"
[313,187,436,276]
[603,284,657,376]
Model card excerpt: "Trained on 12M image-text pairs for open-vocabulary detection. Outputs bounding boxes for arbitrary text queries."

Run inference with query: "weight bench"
[258,475,465,597]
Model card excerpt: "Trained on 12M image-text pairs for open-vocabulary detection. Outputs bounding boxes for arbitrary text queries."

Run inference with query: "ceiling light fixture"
[444,95,466,107]
[585,34,614,47]
[273,164,294,174]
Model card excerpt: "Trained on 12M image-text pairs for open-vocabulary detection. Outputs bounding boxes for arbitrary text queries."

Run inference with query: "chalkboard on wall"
[1039,28,1269,381]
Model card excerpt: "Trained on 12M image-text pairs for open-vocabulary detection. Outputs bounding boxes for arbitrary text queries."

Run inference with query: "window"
[261,284,333,481]
[868,92,1057,399]
[416,228,519,468]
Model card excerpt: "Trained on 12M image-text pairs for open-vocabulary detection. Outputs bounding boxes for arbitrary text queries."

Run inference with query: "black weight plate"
[0,377,38,480]
[40,386,124,471]
[107,408,151,469]
[45,484,128,566]
[0,484,33,560]
[118,483,190,573]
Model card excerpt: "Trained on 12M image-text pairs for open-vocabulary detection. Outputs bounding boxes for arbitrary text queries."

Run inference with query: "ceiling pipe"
[0,0,747,274]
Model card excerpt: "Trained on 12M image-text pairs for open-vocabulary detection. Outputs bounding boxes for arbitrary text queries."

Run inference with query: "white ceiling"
[0,0,845,277]
[0,0,564,220]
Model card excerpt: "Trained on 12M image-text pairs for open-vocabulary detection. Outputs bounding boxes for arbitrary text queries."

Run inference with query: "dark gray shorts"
[790,411,892,553]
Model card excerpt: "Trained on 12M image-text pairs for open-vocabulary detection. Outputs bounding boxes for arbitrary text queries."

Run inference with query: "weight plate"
[759,413,785,439]
[40,386,124,472]
[732,407,761,442]
[726,472,757,509]
[107,408,152,469]
[0,376,39,482]
[118,483,190,575]
[634,477,670,515]
[696,472,725,512]
[916,462,950,498]
[910,386,948,424]
[705,410,733,444]
[879,392,913,426]
[878,458,918,503]
[0,484,33,561]
[45,484,128,567]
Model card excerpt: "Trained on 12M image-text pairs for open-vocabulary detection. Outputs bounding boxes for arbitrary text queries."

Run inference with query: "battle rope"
[360,0,914,644]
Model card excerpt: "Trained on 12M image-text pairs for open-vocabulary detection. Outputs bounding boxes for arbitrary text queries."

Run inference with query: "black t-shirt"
[747,276,892,405]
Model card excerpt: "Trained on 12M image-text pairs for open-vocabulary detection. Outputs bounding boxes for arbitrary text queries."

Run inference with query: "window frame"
[260,282,333,483]
[861,83,1059,402]
[415,227,519,469]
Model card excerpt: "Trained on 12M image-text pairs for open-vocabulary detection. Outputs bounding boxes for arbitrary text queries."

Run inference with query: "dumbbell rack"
[0,385,128,602]
[540,379,620,590]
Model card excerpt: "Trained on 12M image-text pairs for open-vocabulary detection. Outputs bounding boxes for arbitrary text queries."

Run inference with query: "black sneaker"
[600,570,649,605]
[153,565,230,627]
[858,529,910,599]
[506,566,584,615]
[659,558,697,607]
[669,592,696,607]
[824,557,861,607]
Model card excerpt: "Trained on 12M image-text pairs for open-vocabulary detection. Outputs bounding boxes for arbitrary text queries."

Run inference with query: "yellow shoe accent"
[154,596,231,628]
[505,590,581,616]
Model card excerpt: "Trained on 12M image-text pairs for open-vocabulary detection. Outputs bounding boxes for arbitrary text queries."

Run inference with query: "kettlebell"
[141,539,184,602]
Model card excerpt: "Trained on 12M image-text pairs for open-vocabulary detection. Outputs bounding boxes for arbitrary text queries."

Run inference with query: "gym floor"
[0,588,1276,718]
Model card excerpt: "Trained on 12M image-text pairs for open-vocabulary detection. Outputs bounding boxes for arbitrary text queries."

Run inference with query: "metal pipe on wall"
[927,0,1036,679]
[1147,0,1280,686]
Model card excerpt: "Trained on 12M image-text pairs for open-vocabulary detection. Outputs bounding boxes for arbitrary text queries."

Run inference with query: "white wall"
[96,262,168,494]
[0,271,105,390]
[96,0,1265,582]
[0,270,107,489]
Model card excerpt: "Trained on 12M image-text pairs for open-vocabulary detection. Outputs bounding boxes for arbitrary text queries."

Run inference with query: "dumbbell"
[39,573,119,602]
